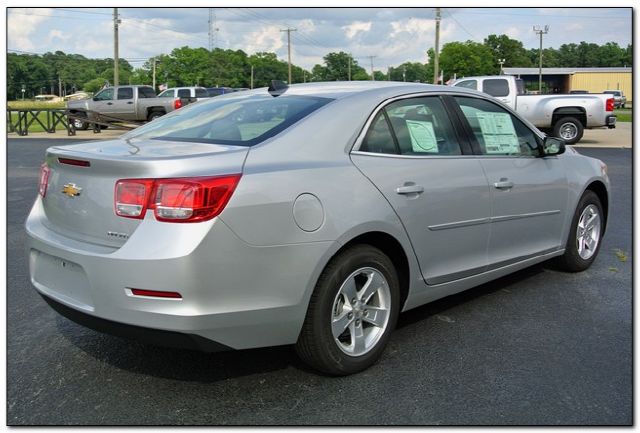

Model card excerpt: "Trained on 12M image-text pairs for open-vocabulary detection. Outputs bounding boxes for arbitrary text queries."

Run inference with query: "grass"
[8,100,66,110]
[614,109,631,122]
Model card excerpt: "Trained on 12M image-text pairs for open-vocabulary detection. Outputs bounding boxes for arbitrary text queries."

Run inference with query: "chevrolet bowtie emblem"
[61,183,82,198]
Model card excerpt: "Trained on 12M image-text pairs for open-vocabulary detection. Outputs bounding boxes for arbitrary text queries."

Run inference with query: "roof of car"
[247,81,456,100]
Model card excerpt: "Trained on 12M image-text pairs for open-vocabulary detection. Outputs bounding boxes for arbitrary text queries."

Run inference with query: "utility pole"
[152,57,157,91]
[208,9,219,51]
[533,25,549,93]
[250,64,254,89]
[113,8,120,87]
[281,28,297,84]
[348,56,352,81]
[433,7,441,84]
[498,58,505,75]
[364,55,377,80]
[387,67,391,81]
[58,76,62,97]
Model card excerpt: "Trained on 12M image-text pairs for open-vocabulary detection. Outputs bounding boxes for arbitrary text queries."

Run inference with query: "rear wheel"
[555,190,604,272]
[553,116,584,144]
[295,245,400,375]
[147,110,164,122]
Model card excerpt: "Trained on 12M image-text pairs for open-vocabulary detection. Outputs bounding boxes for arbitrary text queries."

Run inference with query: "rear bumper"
[606,115,617,129]
[40,292,232,352]
[26,198,333,350]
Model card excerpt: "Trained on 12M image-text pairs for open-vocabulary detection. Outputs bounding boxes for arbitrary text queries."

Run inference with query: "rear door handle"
[493,179,514,190]
[126,101,133,104]
[106,102,113,105]
[395,184,424,195]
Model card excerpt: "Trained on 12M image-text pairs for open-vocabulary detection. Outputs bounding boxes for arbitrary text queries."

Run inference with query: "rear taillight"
[38,164,50,197]
[174,98,182,109]
[606,98,615,112]
[114,175,241,223]
[114,179,154,218]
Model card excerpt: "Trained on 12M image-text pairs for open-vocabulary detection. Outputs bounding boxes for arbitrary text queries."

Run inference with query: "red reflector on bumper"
[130,289,182,299]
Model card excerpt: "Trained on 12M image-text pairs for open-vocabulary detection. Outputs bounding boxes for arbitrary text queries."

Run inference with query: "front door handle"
[493,179,514,190]
[126,101,133,104]
[395,184,424,195]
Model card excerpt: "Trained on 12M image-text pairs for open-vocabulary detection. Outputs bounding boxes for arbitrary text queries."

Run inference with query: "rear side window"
[195,88,209,98]
[124,95,333,147]
[117,88,133,100]
[359,97,462,156]
[177,89,191,98]
[455,80,477,90]
[207,88,225,97]
[482,79,510,97]
[138,87,157,98]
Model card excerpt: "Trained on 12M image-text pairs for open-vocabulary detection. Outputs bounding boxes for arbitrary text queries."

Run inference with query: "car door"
[115,87,135,119]
[90,88,115,119]
[351,95,493,285]
[453,95,569,268]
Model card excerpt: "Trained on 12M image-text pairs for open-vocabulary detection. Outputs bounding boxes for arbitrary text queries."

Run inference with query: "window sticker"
[475,112,519,154]
[406,120,438,153]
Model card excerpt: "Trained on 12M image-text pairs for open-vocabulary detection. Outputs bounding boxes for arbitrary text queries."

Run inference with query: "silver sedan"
[26,81,609,375]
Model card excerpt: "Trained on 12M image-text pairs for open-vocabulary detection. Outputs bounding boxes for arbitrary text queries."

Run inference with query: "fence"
[6,109,142,136]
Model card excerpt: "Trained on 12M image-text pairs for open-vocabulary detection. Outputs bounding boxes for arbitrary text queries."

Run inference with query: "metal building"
[503,67,632,104]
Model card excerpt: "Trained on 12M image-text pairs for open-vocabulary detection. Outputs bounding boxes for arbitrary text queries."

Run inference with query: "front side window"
[117,87,133,100]
[454,96,540,157]
[123,95,333,147]
[482,79,510,97]
[455,80,477,90]
[94,88,114,101]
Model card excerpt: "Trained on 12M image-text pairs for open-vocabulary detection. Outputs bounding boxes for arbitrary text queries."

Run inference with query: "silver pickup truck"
[67,85,187,130]
[451,75,616,144]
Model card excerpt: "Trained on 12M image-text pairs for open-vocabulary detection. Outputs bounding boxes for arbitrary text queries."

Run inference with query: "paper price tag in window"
[476,112,519,154]
[406,120,438,153]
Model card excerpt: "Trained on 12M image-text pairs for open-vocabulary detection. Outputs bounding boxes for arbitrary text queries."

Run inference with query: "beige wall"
[570,72,632,103]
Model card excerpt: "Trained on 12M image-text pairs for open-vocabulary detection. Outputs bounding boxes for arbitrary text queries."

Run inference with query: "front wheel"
[555,190,604,272]
[295,245,400,375]
[71,113,89,130]
[553,116,584,145]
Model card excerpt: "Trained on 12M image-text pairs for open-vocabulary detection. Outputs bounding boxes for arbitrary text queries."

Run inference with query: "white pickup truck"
[451,75,617,144]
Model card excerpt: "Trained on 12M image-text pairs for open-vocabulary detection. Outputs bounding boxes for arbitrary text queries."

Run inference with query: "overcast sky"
[7,7,632,71]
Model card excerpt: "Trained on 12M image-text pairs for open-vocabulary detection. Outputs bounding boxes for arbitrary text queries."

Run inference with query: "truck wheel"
[147,111,164,122]
[72,113,90,131]
[553,117,584,145]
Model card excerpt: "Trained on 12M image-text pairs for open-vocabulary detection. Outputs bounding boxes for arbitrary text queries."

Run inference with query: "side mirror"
[542,136,566,156]
[92,97,99,101]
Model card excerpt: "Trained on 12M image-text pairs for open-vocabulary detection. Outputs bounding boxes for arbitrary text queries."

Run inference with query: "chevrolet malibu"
[27,81,609,375]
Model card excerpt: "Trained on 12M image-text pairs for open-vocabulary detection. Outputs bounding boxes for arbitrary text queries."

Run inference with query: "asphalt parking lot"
[7,137,631,425]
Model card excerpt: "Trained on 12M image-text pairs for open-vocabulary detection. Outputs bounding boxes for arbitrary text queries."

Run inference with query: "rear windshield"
[124,94,333,146]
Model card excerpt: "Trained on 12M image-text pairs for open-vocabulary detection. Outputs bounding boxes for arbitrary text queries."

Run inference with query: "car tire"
[555,190,604,272]
[553,116,584,145]
[147,111,164,122]
[72,113,90,131]
[295,244,400,376]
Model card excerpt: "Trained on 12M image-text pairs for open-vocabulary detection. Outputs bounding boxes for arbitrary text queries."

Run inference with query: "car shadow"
[58,263,548,382]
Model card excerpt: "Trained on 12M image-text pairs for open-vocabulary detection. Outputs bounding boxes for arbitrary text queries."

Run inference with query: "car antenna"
[268,80,288,97]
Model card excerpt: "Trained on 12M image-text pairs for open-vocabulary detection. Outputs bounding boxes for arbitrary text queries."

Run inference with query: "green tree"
[389,62,428,82]
[311,52,368,81]
[435,41,497,81]
[484,34,533,69]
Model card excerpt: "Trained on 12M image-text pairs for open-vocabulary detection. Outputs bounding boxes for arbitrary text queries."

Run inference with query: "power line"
[444,9,478,40]
[51,8,112,16]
